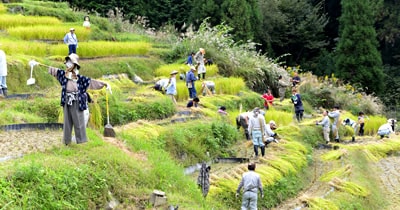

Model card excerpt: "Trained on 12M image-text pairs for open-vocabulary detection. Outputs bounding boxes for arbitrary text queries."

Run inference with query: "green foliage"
[105,94,176,125]
[0,162,108,209]
[261,173,305,208]
[336,0,384,94]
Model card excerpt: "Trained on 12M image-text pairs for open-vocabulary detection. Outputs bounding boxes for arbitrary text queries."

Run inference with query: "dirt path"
[271,149,336,210]
[376,156,400,209]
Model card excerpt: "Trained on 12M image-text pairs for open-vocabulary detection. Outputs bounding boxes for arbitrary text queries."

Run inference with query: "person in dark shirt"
[291,72,301,87]
[187,97,200,108]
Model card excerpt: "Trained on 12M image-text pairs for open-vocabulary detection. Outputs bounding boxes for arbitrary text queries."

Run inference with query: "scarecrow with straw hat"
[46,53,112,145]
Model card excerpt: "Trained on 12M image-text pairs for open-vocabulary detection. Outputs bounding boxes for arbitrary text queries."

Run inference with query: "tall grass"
[0,14,61,29]
[7,25,91,41]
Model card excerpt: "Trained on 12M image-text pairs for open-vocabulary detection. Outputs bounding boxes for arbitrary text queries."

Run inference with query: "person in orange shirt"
[261,89,274,110]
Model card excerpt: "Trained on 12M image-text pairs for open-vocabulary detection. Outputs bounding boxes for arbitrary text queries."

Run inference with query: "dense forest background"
[56,0,400,112]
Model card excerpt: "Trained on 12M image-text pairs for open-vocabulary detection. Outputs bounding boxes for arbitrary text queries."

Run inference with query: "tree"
[335,0,384,94]
[257,0,328,65]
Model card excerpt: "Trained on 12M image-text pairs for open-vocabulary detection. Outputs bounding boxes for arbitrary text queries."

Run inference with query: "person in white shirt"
[377,120,395,139]
[0,49,8,97]
[342,118,358,142]
[63,28,78,55]
[317,110,331,144]
[328,105,340,142]
[248,108,266,157]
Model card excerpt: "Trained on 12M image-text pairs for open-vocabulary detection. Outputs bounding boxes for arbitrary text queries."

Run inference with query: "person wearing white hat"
[63,28,78,55]
[48,53,112,145]
[264,120,279,145]
[194,48,206,80]
[186,65,198,99]
[165,70,178,104]
[0,47,7,97]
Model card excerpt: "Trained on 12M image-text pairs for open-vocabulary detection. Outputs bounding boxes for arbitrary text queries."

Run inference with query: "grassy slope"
[0,1,399,209]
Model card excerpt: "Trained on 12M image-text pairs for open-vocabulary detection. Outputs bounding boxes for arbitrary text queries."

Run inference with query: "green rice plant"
[264,109,294,127]
[319,165,352,182]
[321,149,347,161]
[7,25,91,41]
[329,177,370,197]
[256,165,283,185]
[0,14,61,29]
[49,41,151,58]
[305,197,339,210]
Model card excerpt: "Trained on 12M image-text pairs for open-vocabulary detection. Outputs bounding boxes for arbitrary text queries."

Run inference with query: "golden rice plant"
[256,165,283,185]
[87,93,103,129]
[0,14,61,29]
[0,3,6,14]
[7,26,91,41]
[122,121,166,141]
[362,149,380,162]
[321,149,347,161]
[49,41,151,58]
[154,63,190,77]
[329,177,370,197]
[267,157,297,175]
[264,109,293,127]
[214,77,245,95]
[319,165,352,182]
[154,63,218,77]
[0,39,48,56]
[364,143,389,160]
[281,152,308,169]
[283,141,308,154]
[364,115,387,136]
[303,197,339,210]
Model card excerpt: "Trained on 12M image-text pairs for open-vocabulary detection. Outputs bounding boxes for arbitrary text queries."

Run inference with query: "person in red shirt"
[261,89,274,110]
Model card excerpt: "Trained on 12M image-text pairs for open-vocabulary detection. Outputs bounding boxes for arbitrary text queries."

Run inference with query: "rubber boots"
[352,136,355,142]
[2,88,7,97]
[0,88,4,98]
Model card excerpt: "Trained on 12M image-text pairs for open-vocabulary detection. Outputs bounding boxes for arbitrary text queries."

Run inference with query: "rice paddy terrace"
[1,1,400,209]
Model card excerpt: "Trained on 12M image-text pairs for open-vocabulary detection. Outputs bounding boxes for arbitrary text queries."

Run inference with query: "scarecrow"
[37,53,112,145]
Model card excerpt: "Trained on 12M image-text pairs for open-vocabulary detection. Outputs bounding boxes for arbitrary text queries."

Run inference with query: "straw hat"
[170,70,178,75]
[70,28,75,31]
[65,53,80,69]
[190,65,196,71]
